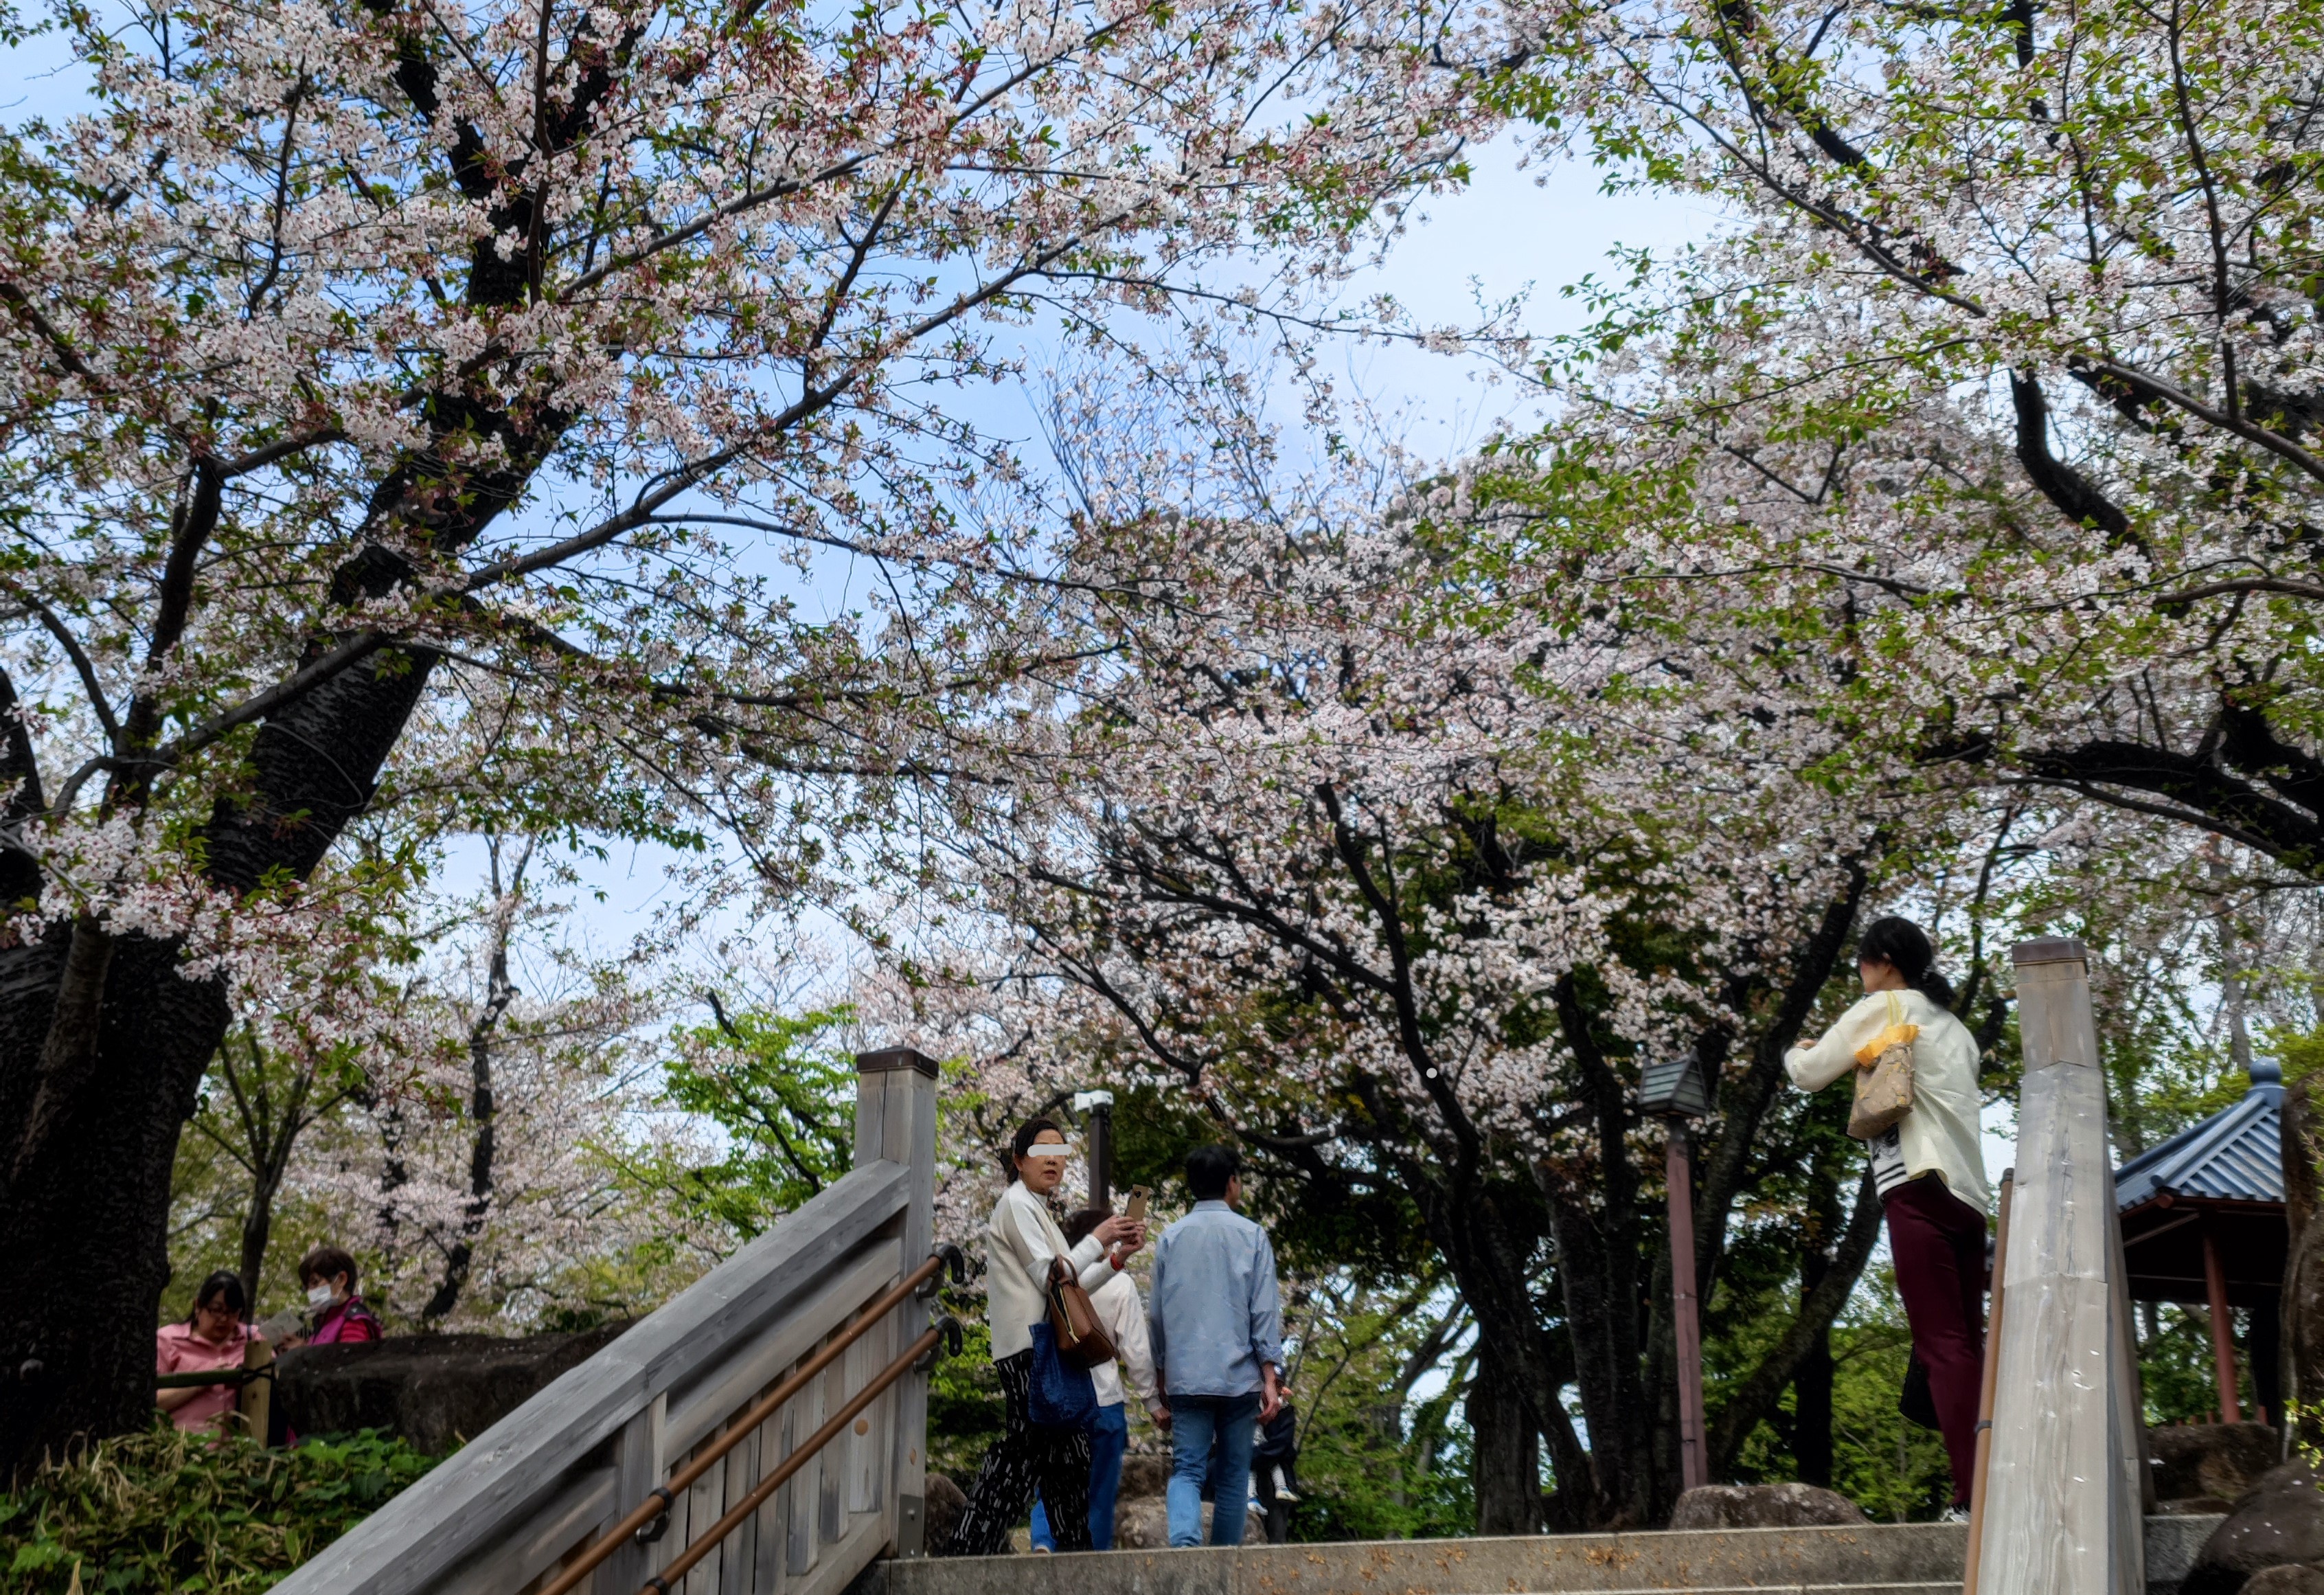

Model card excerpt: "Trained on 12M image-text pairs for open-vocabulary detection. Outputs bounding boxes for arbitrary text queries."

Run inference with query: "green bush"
[0,1425,438,1594]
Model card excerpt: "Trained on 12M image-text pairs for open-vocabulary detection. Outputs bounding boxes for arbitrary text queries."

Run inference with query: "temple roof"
[2115,1075,2285,1210]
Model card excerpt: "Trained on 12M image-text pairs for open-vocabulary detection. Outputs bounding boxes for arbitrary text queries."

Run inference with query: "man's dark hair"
[188,1269,247,1325]
[298,1244,360,1294]
[1062,1206,1112,1247]
[1185,1143,1243,1201]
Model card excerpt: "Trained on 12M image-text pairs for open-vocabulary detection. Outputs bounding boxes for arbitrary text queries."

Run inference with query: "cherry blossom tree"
[0,0,1492,1465]
[908,367,2007,1523]
[1495,0,2324,873]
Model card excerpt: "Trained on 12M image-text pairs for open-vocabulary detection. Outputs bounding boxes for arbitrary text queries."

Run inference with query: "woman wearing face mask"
[155,1270,266,1434]
[1786,916,1987,1522]
[940,1118,1146,1556]
[277,1245,383,1348]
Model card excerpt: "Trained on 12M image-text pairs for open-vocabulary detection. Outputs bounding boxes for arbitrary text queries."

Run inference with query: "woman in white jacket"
[943,1118,1144,1556]
[1785,916,1987,1519]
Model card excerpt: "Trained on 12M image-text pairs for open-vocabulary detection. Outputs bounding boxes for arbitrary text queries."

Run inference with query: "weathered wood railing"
[274,1047,947,1595]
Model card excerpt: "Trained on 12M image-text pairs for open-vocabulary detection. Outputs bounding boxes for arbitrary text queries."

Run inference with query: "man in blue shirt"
[1149,1144,1285,1548]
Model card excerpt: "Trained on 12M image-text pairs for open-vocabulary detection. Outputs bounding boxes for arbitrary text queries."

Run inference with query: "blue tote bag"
[1027,1322,1098,1427]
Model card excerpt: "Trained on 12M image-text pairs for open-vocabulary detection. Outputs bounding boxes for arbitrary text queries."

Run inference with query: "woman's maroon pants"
[1882,1174,1987,1506]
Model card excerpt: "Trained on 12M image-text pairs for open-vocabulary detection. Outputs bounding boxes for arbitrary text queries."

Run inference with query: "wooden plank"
[878,1062,938,1557]
[722,1413,760,1595]
[659,1440,692,1593]
[781,1511,891,1595]
[763,1388,799,1595]
[817,1352,846,1548]
[788,1342,826,1577]
[438,1467,616,1595]
[273,1162,912,1595]
[664,1245,901,1458]
[597,1394,665,1595]
[845,1320,877,1515]
[683,1418,725,1595]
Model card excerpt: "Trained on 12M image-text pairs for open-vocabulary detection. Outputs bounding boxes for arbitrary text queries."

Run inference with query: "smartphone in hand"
[1125,1186,1150,1223]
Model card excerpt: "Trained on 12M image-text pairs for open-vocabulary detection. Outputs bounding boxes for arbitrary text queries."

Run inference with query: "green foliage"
[1730,1268,1952,1522]
[1280,1282,1474,1541]
[1819,1286,1953,1523]
[926,1312,1007,1482]
[2137,1302,2264,1427]
[635,1004,860,1244]
[0,1426,437,1594]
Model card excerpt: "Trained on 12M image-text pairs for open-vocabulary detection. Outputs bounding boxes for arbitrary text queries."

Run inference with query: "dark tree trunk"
[1793,1259,1835,1487]
[1468,1338,1541,1534]
[0,931,231,1472]
[238,1179,277,1315]
[1543,1184,1660,1525]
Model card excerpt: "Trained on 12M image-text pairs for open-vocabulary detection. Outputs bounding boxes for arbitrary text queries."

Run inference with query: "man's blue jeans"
[1167,1392,1260,1547]
[1029,1402,1128,1551]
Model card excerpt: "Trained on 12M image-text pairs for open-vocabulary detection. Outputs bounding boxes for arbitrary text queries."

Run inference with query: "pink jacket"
[155,1322,255,1433]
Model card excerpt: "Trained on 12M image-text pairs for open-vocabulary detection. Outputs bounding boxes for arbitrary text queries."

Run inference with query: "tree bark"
[1793,1241,1836,1487]
[1468,1337,1542,1534]
[238,1177,277,1317]
[0,931,231,1474]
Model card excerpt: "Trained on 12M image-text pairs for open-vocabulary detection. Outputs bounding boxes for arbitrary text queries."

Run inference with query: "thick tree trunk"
[1422,1180,1602,1519]
[0,933,230,1472]
[1545,1187,1661,1525]
[1468,1338,1542,1534]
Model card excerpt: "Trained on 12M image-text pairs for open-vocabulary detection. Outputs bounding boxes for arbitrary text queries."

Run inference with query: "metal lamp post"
[1072,1089,1116,1210]
[1640,1055,1712,1495]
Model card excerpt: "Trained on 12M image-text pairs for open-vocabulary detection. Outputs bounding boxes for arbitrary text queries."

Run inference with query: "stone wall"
[275,1322,632,1453]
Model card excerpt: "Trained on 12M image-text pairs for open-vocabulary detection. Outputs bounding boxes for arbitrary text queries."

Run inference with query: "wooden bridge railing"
[273,1046,946,1595]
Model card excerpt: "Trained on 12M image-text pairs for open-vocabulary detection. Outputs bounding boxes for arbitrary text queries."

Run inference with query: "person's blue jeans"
[1167,1392,1260,1547]
[1029,1403,1128,1551]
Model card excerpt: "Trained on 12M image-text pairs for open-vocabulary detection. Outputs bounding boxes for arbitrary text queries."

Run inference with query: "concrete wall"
[863,1517,2221,1595]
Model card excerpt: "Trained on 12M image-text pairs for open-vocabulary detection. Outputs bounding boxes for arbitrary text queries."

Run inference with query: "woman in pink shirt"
[155,1271,264,1434]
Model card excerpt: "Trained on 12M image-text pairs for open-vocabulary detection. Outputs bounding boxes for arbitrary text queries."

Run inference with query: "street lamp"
[1072,1089,1115,1210]
[1641,1056,1711,1494]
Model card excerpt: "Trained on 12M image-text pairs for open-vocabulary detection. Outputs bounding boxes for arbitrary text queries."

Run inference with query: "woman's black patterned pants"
[941,1349,1093,1554]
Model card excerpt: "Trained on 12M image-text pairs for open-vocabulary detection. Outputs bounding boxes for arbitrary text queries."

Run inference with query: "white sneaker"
[1271,1467,1300,1504]
[1938,1506,1970,1525]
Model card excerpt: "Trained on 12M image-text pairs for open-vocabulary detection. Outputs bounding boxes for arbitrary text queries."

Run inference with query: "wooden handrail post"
[1977,938,2145,1595]
[1962,1169,2014,1595]
[856,1047,941,1556]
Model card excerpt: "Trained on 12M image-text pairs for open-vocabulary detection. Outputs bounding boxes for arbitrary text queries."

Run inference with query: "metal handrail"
[534,1248,960,1595]
[638,1315,961,1595]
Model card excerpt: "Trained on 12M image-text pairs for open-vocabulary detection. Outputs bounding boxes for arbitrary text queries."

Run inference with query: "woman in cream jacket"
[1786,916,1987,1517]
[943,1118,1144,1555]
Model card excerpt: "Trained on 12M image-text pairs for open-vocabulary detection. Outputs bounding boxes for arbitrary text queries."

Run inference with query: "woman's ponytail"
[1858,916,1956,1008]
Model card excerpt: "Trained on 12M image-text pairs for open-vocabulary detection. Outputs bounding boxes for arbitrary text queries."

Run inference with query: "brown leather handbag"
[1047,1258,1118,1370]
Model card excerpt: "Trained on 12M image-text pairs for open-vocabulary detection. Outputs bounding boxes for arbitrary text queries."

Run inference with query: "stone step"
[864,1517,2220,1595]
